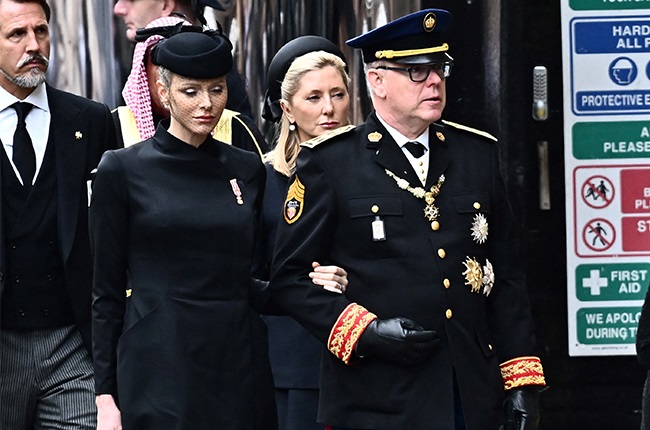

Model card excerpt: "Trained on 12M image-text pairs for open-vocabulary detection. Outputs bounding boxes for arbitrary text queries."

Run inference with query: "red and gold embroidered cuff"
[500,356,546,390]
[327,303,377,364]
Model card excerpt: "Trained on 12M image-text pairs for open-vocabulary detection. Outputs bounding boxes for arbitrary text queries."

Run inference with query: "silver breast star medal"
[471,213,488,244]
[385,169,445,229]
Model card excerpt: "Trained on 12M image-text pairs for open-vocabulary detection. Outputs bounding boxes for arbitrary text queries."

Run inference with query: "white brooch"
[462,257,483,293]
[471,213,489,244]
[482,259,495,296]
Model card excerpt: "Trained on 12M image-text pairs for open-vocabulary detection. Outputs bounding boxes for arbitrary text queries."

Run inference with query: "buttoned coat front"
[270,113,540,430]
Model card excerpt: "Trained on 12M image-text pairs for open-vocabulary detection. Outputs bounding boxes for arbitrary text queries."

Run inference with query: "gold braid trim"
[328,303,377,364]
[500,356,546,390]
[375,43,449,60]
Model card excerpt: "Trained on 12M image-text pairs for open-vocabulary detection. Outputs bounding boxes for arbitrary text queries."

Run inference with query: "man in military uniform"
[270,8,545,430]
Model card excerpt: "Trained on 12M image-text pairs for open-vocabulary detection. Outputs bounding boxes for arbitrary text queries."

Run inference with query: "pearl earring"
[289,122,296,131]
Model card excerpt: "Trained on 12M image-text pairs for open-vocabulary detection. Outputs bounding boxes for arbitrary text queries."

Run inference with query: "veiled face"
[158,74,228,143]
[282,65,350,143]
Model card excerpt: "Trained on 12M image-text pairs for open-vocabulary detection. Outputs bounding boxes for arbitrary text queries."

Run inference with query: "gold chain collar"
[384,169,445,222]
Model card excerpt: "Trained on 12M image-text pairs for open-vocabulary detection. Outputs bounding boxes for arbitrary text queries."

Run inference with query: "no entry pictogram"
[582,175,614,209]
[582,218,616,252]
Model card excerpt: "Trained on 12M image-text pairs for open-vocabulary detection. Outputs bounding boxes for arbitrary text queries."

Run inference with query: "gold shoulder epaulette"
[300,124,356,148]
[442,120,497,142]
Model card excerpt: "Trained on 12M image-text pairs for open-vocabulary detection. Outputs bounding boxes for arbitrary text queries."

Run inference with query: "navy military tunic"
[270,113,544,430]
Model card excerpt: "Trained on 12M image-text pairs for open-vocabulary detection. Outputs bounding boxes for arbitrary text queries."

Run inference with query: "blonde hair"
[265,50,350,177]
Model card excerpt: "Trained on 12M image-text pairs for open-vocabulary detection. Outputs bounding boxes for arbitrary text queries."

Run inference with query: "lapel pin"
[75,131,83,140]
[436,131,445,142]
[368,131,382,142]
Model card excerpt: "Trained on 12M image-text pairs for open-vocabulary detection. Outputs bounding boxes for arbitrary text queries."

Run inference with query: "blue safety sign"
[570,16,650,115]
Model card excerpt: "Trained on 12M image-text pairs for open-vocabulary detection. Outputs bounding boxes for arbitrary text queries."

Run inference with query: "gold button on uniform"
[473,202,481,210]
[431,221,440,231]
[438,248,446,258]
[371,205,379,213]
[488,344,493,351]
[443,278,450,289]
[446,309,452,319]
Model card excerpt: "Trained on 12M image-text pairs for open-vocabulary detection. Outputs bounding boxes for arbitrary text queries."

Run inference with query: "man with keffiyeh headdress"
[113,0,265,147]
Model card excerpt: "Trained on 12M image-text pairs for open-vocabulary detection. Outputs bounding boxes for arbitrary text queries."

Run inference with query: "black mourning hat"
[346,9,452,64]
[151,29,233,79]
[262,35,347,122]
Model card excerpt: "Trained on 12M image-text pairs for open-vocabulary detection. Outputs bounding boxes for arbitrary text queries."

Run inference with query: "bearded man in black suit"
[0,0,116,428]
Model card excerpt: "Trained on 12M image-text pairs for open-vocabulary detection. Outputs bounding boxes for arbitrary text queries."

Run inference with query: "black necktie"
[404,141,426,158]
[12,102,35,187]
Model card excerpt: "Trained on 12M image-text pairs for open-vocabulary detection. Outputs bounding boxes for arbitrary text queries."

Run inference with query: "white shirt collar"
[0,83,49,114]
[375,112,430,150]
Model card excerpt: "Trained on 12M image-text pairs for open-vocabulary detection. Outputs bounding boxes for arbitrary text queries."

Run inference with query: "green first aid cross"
[576,263,650,301]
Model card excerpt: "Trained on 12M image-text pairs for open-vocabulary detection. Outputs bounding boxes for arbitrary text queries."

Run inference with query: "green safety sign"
[576,263,650,300]
[576,306,641,344]
[570,0,650,11]
[573,121,650,159]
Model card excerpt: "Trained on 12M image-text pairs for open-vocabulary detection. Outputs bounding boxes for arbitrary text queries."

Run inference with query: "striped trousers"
[0,325,95,429]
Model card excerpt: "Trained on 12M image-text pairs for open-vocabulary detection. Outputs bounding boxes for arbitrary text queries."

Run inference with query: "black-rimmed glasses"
[375,62,453,82]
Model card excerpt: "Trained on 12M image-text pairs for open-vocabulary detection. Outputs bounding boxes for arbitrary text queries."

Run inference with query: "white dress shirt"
[0,84,51,185]
[376,113,430,185]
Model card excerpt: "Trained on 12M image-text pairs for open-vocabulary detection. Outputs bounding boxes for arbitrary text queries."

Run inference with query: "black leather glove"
[503,387,540,430]
[355,317,439,366]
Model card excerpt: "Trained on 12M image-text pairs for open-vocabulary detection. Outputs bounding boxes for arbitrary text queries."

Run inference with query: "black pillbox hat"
[262,35,347,122]
[151,30,232,79]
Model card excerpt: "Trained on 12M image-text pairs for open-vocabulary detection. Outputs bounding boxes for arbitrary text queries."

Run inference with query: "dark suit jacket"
[270,112,542,430]
[0,84,116,351]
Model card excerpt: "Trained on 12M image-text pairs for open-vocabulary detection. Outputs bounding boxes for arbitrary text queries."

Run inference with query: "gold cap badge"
[368,131,383,142]
[423,13,436,32]
[436,131,445,142]
[284,175,305,224]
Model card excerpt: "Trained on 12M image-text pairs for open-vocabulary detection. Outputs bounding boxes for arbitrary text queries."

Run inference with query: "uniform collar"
[375,111,430,151]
